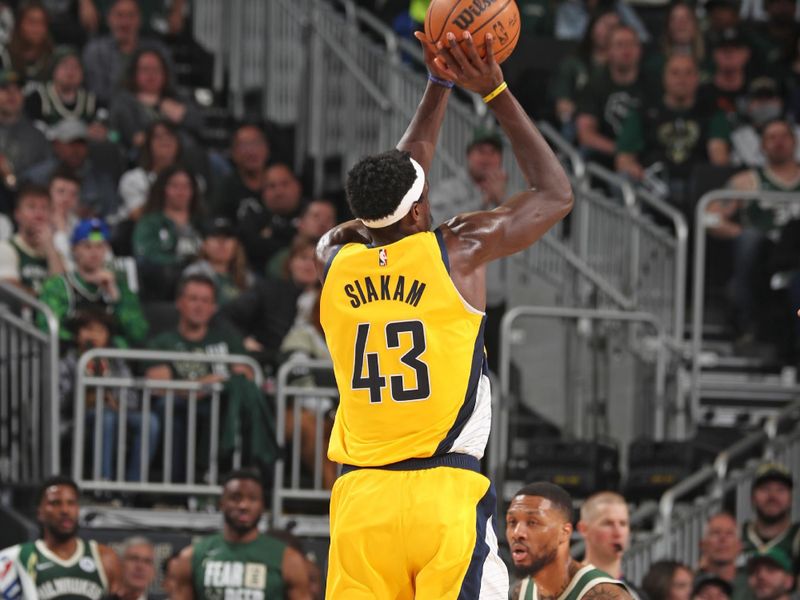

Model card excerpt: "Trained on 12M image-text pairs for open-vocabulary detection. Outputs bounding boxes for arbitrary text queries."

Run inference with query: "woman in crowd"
[132,165,203,301]
[643,3,707,86]
[109,48,202,151]
[222,236,319,367]
[550,10,620,138]
[642,560,694,600]
[7,1,54,83]
[115,120,183,224]
[183,217,256,306]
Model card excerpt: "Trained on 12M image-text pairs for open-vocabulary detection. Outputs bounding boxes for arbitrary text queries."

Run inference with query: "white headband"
[360,157,425,228]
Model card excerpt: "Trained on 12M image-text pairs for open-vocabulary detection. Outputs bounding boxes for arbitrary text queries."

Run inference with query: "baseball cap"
[748,77,780,99]
[709,26,747,49]
[71,218,110,245]
[467,128,503,152]
[692,574,733,598]
[752,462,793,490]
[203,217,236,237]
[747,547,794,573]
[49,118,88,143]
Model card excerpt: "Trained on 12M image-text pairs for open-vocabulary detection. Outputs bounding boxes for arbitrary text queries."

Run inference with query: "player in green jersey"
[0,475,121,599]
[507,482,634,600]
[171,469,311,599]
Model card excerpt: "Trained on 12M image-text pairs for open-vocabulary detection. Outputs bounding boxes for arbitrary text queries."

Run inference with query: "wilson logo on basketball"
[451,0,496,29]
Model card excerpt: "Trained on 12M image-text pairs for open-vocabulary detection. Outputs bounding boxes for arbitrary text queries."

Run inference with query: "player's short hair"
[345,149,417,222]
[580,491,627,522]
[222,468,265,497]
[37,475,80,505]
[514,482,573,523]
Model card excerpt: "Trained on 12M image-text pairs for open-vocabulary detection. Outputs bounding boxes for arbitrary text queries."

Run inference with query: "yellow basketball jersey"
[320,229,491,467]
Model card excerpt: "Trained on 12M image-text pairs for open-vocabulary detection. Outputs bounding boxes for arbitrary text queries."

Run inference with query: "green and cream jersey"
[14,539,107,599]
[518,564,627,600]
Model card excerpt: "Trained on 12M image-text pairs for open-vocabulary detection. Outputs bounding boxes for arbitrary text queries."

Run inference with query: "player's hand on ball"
[414,30,453,83]
[435,31,504,97]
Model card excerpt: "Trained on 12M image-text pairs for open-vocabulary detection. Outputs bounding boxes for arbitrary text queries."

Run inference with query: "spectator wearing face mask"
[730,78,800,167]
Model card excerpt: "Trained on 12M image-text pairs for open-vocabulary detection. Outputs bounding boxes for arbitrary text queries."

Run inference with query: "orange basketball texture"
[424,0,521,65]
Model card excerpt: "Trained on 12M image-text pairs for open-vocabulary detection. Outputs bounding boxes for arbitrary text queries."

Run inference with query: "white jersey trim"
[448,373,492,460]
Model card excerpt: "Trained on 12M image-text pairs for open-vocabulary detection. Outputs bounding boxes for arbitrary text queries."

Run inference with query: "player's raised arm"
[436,33,574,269]
[315,32,455,282]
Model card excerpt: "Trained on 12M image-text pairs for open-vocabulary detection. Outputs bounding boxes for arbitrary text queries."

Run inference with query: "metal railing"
[272,357,337,527]
[497,306,672,497]
[620,400,800,583]
[690,190,800,415]
[0,282,59,483]
[71,348,262,495]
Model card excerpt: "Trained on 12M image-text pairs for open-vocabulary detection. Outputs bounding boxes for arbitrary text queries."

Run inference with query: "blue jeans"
[87,409,161,481]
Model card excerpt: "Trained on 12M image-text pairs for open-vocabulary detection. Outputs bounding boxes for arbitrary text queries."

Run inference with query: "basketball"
[425,0,521,65]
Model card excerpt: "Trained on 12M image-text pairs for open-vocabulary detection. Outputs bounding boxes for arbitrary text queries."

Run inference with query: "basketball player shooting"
[314,30,574,599]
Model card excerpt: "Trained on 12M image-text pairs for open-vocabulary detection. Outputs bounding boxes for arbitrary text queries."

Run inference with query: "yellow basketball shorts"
[326,457,509,599]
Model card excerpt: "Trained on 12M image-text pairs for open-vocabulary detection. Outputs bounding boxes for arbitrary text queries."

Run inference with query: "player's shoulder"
[583,581,633,600]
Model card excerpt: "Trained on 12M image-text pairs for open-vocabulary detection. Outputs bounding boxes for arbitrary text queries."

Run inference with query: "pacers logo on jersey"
[379,248,388,267]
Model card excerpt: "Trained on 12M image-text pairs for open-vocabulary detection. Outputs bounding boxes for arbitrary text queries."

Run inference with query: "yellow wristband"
[482,81,508,103]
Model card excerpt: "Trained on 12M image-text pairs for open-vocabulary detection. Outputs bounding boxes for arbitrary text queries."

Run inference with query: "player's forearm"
[397,81,451,173]
[488,90,572,204]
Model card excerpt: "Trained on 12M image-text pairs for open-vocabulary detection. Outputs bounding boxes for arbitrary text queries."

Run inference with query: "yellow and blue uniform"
[321,229,508,599]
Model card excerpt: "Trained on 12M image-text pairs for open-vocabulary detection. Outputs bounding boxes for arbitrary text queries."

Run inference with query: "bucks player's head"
[505,482,573,578]
[346,149,431,236]
[220,469,265,537]
[36,475,80,543]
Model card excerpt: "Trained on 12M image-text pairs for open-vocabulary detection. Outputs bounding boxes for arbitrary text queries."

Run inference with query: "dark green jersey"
[520,564,626,600]
[742,169,800,234]
[10,235,49,293]
[740,521,800,569]
[191,533,287,600]
[147,327,247,379]
[17,539,107,600]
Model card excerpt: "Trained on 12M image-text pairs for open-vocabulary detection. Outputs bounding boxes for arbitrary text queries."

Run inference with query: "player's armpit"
[282,546,313,599]
[98,544,123,596]
[315,220,373,283]
[583,582,634,600]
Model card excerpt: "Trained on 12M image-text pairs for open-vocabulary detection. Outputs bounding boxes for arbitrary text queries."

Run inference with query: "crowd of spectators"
[0,0,343,491]
[506,462,800,600]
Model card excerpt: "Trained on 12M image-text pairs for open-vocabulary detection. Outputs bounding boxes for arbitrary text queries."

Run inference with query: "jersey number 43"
[352,320,430,404]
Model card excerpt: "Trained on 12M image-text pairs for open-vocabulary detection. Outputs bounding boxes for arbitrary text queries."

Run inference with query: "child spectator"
[48,166,81,265]
[59,308,160,482]
[38,217,148,347]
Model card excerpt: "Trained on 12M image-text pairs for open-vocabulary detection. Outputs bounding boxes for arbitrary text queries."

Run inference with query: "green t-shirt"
[551,55,603,103]
[616,99,730,179]
[37,270,148,346]
[742,168,800,234]
[132,212,202,267]
[16,539,108,600]
[576,69,645,139]
[147,327,247,379]
[191,533,287,600]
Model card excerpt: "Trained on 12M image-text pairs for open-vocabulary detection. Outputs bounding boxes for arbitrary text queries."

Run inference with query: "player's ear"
[576,519,587,536]
[561,521,573,543]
